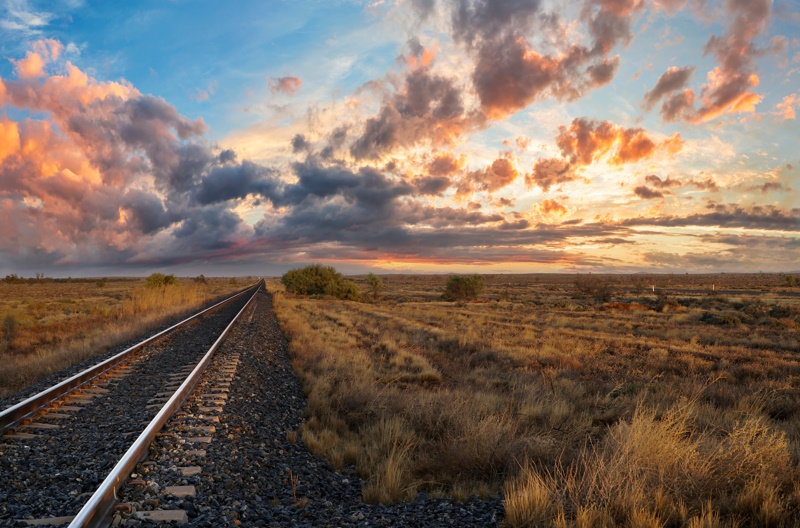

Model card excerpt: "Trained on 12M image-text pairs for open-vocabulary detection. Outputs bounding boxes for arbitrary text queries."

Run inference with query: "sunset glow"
[0,0,797,275]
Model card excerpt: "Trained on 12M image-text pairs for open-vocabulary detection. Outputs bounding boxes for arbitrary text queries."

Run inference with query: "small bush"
[366,273,385,301]
[145,273,178,288]
[575,276,613,303]
[2,315,16,352]
[193,274,207,284]
[282,264,361,301]
[700,312,742,326]
[96,280,106,288]
[443,274,484,301]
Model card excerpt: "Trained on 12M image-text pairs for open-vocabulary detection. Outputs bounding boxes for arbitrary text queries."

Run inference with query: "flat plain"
[270,273,800,527]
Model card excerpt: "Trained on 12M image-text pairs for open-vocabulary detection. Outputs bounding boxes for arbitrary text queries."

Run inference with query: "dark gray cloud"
[415,176,452,196]
[645,174,681,188]
[451,0,543,46]
[619,205,800,231]
[749,181,786,193]
[121,190,172,234]
[642,66,696,110]
[291,134,311,153]
[195,161,279,205]
[633,185,664,199]
[350,67,477,159]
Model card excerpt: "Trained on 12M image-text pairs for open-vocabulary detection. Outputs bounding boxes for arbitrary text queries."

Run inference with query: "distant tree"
[787,275,795,287]
[96,280,106,288]
[366,273,384,301]
[145,273,178,288]
[193,274,207,284]
[443,274,484,301]
[282,264,361,301]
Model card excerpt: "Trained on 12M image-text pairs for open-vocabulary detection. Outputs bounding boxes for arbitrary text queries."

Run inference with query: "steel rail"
[0,281,259,432]
[69,279,263,528]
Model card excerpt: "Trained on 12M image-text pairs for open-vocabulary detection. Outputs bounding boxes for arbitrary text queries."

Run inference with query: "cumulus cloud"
[645,0,776,123]
[527,158,577,192]
[464,157,520,192]
[0,40,267,268]
[268,76,303,95]
[350,62,480,159]
[538,198,568,216]
[402,0,638,121]
[11,38,62,78]
[426,152,464,176]
[642,65,695,110]
[528,117,683,191]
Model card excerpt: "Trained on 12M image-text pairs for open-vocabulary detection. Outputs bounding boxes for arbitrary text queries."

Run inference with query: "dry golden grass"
[267,274,800,525]
[0,277,244,395]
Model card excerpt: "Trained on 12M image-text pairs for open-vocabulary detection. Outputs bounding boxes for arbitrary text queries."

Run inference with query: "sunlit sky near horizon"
[0,0,798,277]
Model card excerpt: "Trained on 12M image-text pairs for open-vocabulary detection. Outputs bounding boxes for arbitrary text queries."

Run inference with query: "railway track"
[0,280,263,527]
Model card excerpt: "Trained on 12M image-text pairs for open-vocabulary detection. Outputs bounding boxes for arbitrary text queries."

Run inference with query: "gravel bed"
[0,288,252,410]
[119,291,504,527]
[0,290,255,527]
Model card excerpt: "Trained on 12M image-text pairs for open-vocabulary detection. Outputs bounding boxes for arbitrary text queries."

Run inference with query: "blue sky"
[0,0,798,276]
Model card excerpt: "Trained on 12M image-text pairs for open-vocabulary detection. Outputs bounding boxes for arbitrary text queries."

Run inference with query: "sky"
[0,0,798,277]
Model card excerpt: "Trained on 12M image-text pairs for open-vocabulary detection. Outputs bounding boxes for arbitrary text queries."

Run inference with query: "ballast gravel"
[0,291,255,527]
[119,291,504,527]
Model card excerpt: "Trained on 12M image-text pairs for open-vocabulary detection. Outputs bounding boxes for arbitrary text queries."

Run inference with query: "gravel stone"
[119,290,503,527]
[0,291,255,526]
[1,288,504,526]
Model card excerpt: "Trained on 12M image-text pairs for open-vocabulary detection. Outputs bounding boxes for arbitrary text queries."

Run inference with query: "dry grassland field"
[269,273,800,527]
[0,276,245,396]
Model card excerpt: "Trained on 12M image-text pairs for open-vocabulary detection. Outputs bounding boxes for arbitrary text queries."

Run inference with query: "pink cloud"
[268,76,302,95]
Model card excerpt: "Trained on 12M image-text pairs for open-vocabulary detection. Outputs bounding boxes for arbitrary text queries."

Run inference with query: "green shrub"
[145,273,178,288]
[282,264,361,301]
[366,273,384,301]
[443,274,484,301]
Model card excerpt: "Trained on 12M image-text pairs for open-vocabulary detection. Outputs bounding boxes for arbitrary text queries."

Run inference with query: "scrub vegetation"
[268,272,800,526]
[282,264,361,301]
[0,275,245,395]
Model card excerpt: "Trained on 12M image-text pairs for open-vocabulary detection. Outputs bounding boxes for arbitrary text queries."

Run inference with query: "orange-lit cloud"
[11,39,62,79]
[776,93,798,120]
[0,119,21,163]
[644,0,774,123]
[528,118,682,191]
[405,41,437,70]
[466,157,520,192]
[538,198,568,216]
[426,152,465,176]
